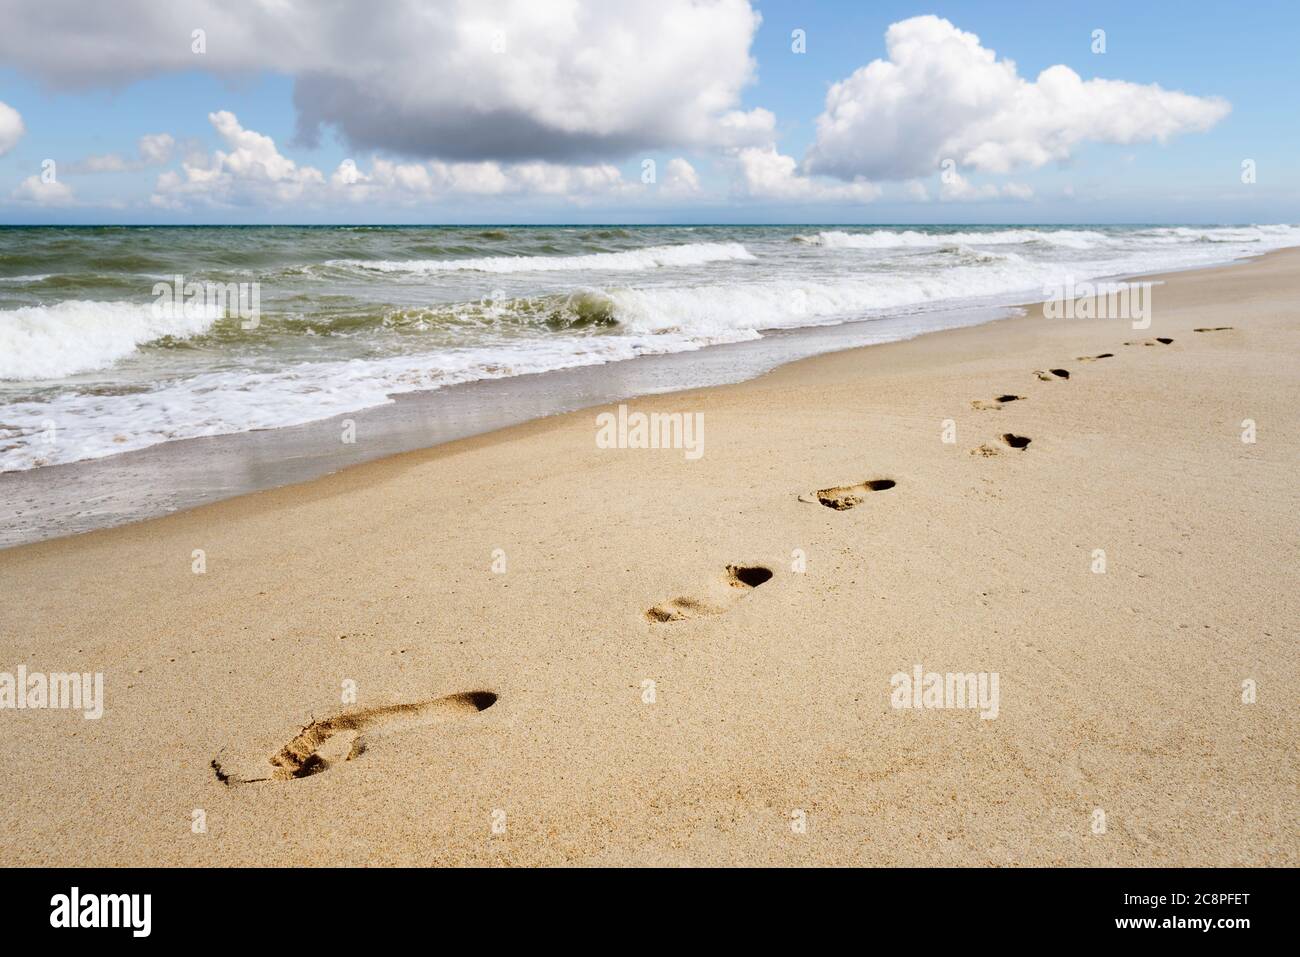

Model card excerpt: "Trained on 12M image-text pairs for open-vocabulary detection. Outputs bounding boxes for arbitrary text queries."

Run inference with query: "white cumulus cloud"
[332,155,632,205]
[152,112,325,207]
[940,173,1033,202]
[732,145,879,203]
[805,15,1230,182]
[155,112,646,209]
[0,100,24,156]
[137,133,175,165]
[661,158,702,197]
[0,0,771,162]
[69,133,175,173]
[12,174,74,205]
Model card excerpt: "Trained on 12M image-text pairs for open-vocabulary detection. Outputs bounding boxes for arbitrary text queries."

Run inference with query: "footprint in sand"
[1124,337,1174,346]
[1076,353,1114,362]
[970,433,1032,456]
[1033,368,1070,381]
[798,478,896,510]
[213,690,498,783]
[1194,326,1234,332]
[646,564,773,622]
[971,394,1026,411]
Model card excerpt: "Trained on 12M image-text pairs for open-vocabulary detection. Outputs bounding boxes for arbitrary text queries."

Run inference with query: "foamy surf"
[793,224,1300,251]
[2,224,1298,471]
[0,300,223,380]
[604,259,1090,336]
[795,228,1110,249]
[331,241,756,274]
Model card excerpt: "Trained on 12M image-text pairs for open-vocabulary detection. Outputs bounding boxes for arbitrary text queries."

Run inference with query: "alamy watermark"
[595,403,704,460]
[0,666,103,719]
[1042,277,1153,329]
[890,663,999,719]
[153,274,261,329]
[50,887,150,937]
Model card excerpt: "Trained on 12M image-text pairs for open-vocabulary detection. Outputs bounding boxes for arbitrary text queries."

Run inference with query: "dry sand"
[1,249,1297,866]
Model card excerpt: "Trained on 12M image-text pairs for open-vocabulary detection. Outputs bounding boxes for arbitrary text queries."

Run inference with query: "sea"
[2,223,1298,474]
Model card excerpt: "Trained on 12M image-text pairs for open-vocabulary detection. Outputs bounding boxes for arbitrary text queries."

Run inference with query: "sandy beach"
[1,248,1296,867]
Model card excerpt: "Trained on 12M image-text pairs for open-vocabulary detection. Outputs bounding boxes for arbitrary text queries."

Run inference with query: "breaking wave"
[0,300,223,380]
[331,241,756,274]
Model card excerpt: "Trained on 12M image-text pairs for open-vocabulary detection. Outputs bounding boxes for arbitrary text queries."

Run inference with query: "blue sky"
[0,0,1294,224]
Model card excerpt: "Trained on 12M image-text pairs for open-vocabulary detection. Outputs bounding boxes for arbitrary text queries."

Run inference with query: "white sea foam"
[1,262,1066,470]
[332,241,756,274]
[1135,224,1300,245]
[795,229,1110,249]
[604,260,1096,338]
[0,300,222,381]
[0,332,713,470]
[795,224,1300,252]
[4,225,1300,472]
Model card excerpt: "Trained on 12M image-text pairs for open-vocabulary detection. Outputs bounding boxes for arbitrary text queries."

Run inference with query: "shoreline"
[1,243,1296,865]
[0,247,1283,550]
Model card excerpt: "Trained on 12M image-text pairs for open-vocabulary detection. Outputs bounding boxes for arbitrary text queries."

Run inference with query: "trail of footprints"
[644,477,898,621]
[224,330,1216,783]
[645,479,898,620]
[971,334,1183,455]
[648,333,1198,627]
